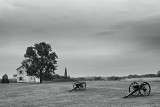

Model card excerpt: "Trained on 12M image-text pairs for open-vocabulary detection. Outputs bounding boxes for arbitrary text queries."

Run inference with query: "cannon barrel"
[124,88,139,98]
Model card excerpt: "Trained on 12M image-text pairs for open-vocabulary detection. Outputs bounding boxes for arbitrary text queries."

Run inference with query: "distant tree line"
[75,76,103,81]
[43,74,71,81]
[107,76,122,81]
[42,68,74,82]
[69,71,160,81]
[157,71,160,77]
[107,71,160,81]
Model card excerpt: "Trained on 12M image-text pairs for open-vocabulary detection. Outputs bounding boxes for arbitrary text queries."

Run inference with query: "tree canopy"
[1,74,9,83]
[22,42,58,83]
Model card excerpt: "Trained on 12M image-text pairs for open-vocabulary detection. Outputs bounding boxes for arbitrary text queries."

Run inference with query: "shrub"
[1,74,9,83]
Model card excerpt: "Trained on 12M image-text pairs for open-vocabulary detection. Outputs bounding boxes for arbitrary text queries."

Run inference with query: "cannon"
[124,82,151,98]
[69,80,86,92]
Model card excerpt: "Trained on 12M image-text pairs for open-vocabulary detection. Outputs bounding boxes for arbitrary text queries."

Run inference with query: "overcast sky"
[0,0,160,78]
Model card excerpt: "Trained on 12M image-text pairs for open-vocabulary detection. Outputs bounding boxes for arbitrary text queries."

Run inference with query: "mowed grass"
[0,81,160,107]
[122,77,160,82]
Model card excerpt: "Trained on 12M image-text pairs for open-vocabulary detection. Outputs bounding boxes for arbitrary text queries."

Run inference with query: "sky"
[0,0,160,78]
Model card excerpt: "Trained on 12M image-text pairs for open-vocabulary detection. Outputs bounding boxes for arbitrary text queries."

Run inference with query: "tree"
[22,42,58,83]
[157,71,160,77]
[13,74,17,78]
[1,74,9,83]
[64,67,67,78]
[94,77,102,81]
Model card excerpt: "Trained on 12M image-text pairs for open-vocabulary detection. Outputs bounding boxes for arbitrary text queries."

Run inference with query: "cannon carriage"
[69,80,86,92]
[124,82,151,98]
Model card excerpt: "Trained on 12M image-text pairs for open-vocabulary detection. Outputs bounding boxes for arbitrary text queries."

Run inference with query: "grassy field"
[122,77,160,82]
[0,81,160,107]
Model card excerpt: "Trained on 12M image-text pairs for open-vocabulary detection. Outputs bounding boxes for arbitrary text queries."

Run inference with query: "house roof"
[16,65,24,70]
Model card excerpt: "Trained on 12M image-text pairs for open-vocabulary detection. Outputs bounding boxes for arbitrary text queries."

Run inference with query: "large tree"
[22,42,58,83]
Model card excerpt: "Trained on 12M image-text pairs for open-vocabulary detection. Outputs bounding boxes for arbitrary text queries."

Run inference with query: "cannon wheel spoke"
[73,81,80,90]
[129,82,139,96]
[79,82,86,90]
[82,82,86,90]
[139,82,151,96]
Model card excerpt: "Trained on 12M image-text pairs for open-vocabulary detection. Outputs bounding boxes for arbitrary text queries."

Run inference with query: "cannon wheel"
[73,81,80,90]
[129,82,139,96]
[79,82,86,90]
[139,82,151,96]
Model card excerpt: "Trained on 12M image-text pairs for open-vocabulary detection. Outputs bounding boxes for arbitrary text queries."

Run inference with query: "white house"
[16,66,40,83]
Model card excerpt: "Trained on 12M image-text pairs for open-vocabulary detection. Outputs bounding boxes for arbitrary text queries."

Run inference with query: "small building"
[16,66,40,83]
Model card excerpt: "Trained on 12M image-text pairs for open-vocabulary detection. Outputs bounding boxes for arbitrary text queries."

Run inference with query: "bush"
[1,74,9,83]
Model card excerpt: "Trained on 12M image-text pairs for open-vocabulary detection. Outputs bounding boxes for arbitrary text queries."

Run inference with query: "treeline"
[2,71,160,83]
[107,71,160,81]
[42,67,77,82]
[43,74,75,82]
[0,79,17,83]
[76,76,103,81]
[0,74,17,83]
[127,74,158,78]
[75,71,160,81]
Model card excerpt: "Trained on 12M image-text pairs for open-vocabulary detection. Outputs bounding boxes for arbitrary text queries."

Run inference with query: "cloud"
[0,45,25,56]
[0,0,160,77]
[93,13,160,52]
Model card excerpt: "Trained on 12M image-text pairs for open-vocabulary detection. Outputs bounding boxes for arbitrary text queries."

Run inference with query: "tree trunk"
[40,77,42,83]
[40,70,42,83]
